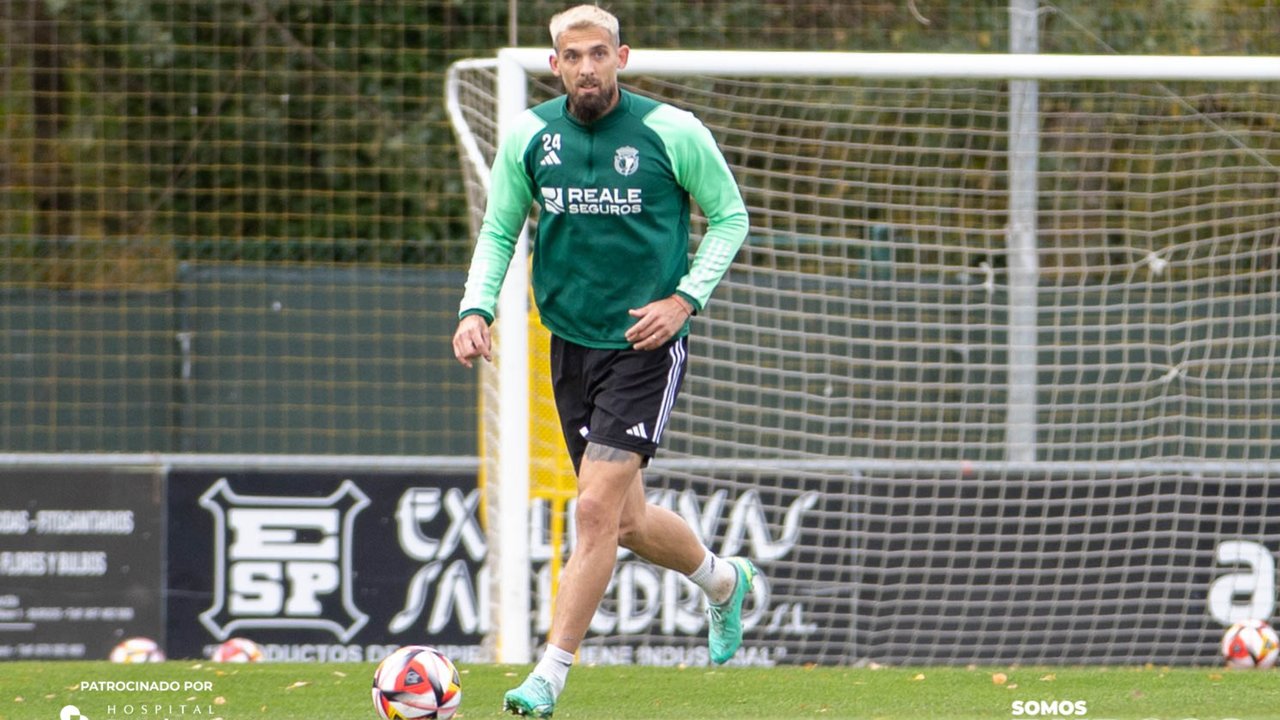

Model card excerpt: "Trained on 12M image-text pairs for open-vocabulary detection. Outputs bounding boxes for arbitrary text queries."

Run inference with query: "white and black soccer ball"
[211,637,264,663]
[1221,618,1279,669]
[371,645,462,720]
[109,637,166,663]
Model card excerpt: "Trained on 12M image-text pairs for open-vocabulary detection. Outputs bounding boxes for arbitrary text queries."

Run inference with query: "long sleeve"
[457,110,547,322]
[645,105,749,311]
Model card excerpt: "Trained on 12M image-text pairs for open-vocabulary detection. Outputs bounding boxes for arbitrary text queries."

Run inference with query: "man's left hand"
[625,295,693,351]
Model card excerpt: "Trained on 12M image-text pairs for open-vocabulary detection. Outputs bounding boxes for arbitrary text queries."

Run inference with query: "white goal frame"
[450,50,1280,664]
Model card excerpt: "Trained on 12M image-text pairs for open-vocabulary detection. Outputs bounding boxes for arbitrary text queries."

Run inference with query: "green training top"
[458,89,749,349]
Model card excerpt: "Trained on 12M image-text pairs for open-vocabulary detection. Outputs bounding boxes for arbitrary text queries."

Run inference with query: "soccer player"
[451,5,756,717]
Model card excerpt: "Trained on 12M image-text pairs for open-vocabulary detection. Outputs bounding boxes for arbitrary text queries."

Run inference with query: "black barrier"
[4,462,1276,666]
[626,466,1280,666]
[165,471,487,663]
[0,470,164,660]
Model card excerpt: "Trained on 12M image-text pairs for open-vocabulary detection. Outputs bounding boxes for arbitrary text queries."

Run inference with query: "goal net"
[448,51,1280,666]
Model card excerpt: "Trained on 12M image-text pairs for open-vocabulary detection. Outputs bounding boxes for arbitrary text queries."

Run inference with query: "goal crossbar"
[500,48,1280,80]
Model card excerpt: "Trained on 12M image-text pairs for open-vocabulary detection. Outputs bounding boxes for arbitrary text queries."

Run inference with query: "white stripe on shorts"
[653,338,686,443]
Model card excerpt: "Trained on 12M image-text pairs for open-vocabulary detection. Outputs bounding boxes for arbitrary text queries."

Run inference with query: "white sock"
[532,644,574,697]
[687,550,738,605]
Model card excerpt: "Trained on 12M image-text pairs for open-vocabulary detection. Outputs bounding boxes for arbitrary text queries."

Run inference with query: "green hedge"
[1,1,1275,278]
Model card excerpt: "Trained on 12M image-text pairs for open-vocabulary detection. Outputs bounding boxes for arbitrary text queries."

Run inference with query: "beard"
[566,80,617,124]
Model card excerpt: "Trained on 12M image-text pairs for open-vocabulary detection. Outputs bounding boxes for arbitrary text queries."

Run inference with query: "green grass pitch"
[3,661,1276,720]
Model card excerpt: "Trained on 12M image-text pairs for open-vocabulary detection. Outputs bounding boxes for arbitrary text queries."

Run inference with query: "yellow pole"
[527,306,577,613]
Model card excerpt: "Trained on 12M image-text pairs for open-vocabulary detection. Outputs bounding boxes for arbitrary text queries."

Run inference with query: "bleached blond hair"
[549,5,621,50]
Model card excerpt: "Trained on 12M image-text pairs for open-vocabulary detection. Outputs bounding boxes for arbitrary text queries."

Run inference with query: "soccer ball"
[211,637,265,663]
[371,645,462,720]
[109,637,166,663]
[1221,619,1279,669]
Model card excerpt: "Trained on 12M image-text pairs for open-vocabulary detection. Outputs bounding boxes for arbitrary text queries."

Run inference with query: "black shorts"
[549,334,689,474]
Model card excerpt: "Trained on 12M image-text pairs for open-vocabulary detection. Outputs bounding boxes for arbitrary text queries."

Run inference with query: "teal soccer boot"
[503,674,557,718]
[706,557,759,665]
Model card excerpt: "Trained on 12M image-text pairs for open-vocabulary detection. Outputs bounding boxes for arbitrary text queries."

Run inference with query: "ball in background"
[371,645,462,720]
[211,637,265,663]
[109,637,166,663]
[1221,618,1279,669]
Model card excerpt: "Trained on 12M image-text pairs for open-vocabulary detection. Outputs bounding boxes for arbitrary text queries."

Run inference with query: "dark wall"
[0,266,475,456]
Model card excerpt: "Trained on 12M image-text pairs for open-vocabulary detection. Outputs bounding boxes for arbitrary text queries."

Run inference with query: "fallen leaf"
[1039,674,1056,682]
[285,681,309,690]
[991,672,1008,685]
[214,697,227,705]
[1007,684,1019,689]
[912,673,926,681]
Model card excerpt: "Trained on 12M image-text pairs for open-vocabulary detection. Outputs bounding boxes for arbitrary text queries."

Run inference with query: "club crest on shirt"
[614,146,639,176]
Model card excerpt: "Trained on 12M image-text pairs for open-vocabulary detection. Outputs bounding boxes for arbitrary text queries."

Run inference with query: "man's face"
[550,26,629,124]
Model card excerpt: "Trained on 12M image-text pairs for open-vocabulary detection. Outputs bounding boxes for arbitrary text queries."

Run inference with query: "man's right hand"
[452,314,492,368]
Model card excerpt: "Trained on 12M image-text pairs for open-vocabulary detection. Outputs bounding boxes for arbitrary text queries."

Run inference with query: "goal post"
[449,50,1280,666]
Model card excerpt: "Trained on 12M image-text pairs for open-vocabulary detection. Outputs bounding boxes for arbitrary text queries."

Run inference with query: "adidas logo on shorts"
[625,422,649,440]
